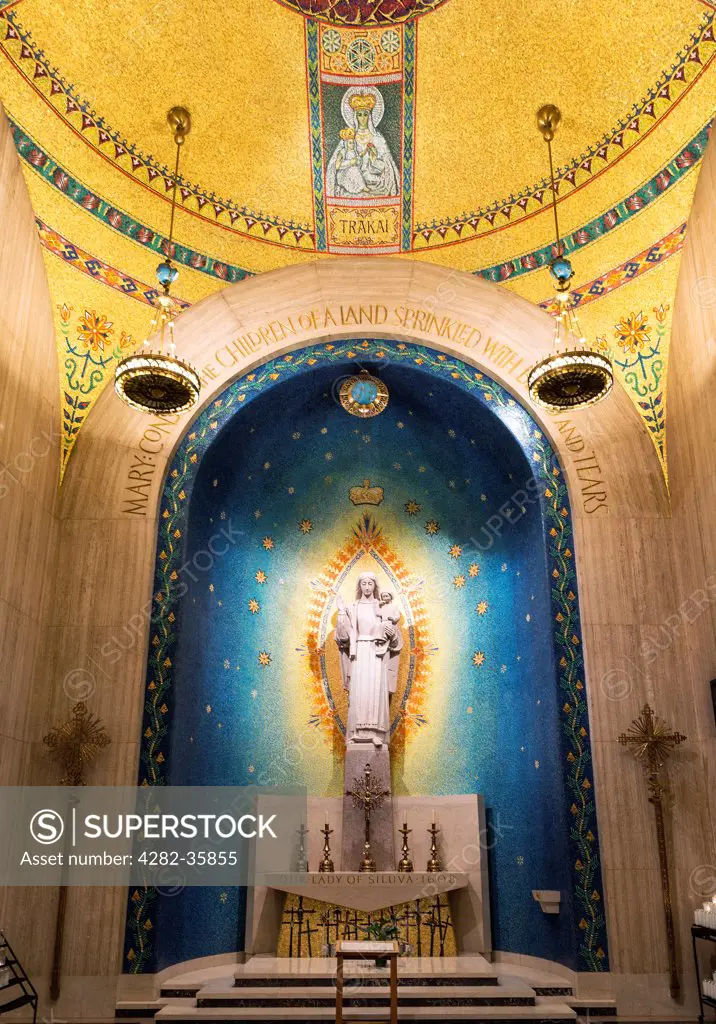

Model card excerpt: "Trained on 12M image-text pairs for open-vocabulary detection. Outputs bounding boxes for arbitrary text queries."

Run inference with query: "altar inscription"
[260,870,468,914]
[270,871,459,886]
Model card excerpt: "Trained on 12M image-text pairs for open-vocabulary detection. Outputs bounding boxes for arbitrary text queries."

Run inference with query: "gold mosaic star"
[469,563,480,577]
[473,651,485,667]
[477,600,488,616]
[405,499,421,516]
[299,519,313,534]
[453,575,466,588]
[255,570,268,584]
[258,651,271,668]
[425,519,440,535]
[248,598,260,614]
[262,536,274,550]
[449,544,462,559]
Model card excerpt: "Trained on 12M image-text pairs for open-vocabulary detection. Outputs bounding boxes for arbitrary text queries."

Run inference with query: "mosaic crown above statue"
[349,480,384,506]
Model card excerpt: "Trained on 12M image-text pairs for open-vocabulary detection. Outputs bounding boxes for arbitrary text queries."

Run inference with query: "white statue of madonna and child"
[335,572,403,748]
[326,87,400,199]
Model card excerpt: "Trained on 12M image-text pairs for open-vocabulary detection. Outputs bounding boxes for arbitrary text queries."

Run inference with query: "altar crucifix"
[619,703,686,998]
[347,762,390,872]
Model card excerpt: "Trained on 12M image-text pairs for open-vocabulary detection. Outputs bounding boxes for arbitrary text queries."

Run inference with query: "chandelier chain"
[546,137,562,258]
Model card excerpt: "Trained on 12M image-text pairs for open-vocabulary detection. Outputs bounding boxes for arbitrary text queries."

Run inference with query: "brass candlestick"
[296,823,309,872]
[619,704,686,999]
[398,821,413,873]
[427,821,442,872]
[347,762,390,872]
[318,822,334,873]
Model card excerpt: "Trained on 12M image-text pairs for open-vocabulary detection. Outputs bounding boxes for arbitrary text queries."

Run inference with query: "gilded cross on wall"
[619,703,686,998]
[43,701,111,1001]
[43,700,111,787]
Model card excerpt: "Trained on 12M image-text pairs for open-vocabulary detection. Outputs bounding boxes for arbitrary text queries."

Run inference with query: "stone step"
[231,974,501,989]
[155,1001,578,1021]
[118,998,197,1019]
[196,981,536,1007]
[161,985,206,997]
[564,997,617,1018]
[532,986,574,997]
[233,969,501,988]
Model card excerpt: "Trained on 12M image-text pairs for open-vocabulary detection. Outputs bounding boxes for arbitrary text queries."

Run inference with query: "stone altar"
[245,794,491,957]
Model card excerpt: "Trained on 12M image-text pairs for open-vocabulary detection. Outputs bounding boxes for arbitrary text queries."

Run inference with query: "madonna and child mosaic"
[308,20,415,251]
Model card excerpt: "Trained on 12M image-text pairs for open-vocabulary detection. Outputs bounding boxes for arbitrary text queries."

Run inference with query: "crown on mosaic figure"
[349,479,384,507]
[349,93,376,111]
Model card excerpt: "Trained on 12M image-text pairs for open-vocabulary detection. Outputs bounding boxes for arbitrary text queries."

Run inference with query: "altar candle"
[432,809,435,825]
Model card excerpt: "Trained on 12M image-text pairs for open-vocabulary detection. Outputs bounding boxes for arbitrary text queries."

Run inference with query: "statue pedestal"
[342,741,395,871]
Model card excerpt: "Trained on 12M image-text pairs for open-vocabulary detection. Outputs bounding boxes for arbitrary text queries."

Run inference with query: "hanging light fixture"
[527,105,613,411]
[114,107,200,415]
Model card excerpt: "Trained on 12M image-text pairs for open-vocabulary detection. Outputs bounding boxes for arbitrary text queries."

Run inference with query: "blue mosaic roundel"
[339,370,389,417]
[351,377,379,404]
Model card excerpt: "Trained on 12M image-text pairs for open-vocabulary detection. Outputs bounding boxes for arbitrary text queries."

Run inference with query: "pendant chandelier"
[114,107,200,415]
[527,105,613,412]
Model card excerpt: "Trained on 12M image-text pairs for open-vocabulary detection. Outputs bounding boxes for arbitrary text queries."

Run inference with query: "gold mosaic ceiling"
[0,0,713,478]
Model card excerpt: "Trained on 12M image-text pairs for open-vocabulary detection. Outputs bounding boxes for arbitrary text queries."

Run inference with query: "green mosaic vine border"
[305,20,326,250]
[401,21,416,251]
[125,339,607,973]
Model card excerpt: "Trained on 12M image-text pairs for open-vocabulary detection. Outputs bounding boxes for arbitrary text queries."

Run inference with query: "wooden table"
[335,939,399,1024]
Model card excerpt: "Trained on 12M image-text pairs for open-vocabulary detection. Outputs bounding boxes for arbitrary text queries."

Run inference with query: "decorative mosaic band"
[539,223,686,315]
[471,124,709,286]
[12,108,704,294]
[9,119,253,285]
[37,219,192,310]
